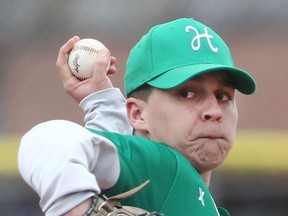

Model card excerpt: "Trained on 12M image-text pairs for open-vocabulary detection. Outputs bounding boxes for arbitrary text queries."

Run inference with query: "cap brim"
[147,64,256,95]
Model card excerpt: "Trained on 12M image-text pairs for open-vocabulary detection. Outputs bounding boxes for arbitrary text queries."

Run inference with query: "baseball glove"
[84,180,164,216]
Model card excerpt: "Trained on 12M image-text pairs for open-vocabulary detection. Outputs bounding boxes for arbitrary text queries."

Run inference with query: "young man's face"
[140,71,238,173]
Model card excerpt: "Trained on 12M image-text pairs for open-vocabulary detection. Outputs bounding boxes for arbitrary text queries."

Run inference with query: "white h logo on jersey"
[185,25,218,53]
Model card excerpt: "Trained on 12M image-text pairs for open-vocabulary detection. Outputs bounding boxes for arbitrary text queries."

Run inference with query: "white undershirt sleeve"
[18,120,120,216]
[79,88,133,135]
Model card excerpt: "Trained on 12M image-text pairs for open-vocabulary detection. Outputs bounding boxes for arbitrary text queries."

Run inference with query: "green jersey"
[90,129,229,216]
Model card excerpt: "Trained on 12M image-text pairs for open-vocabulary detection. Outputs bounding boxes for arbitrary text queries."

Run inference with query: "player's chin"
[192,152,228,172]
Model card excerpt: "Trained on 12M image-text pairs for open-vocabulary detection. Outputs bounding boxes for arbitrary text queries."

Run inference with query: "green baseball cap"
[124,18,256,96]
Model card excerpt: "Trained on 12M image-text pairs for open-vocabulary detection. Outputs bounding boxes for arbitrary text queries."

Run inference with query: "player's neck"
[201,171,212,187]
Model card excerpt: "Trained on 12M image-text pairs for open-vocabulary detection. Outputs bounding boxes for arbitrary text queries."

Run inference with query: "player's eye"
[180,91,195,98]
[216,93,230,101]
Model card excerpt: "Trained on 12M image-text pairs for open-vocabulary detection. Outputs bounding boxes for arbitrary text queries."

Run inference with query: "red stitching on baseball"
[72,46,99,54]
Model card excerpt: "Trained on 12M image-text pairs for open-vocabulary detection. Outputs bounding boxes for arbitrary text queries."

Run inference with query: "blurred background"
[0,0,288,215]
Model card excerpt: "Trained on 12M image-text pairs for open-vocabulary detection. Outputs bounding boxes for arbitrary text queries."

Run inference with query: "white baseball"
[68,38,108,80]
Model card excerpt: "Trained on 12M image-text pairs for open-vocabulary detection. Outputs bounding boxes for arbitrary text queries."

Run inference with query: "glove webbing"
[84,180,164,216]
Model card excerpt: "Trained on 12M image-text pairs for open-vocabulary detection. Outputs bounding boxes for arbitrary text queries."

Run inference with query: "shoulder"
[88,129,171,158]
[88,129,198,180]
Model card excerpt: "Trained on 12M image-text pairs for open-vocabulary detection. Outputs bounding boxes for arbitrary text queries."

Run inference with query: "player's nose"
[200,97,223,121]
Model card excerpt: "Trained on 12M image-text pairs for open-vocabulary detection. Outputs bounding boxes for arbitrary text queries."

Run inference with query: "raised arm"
[56,36,132,134]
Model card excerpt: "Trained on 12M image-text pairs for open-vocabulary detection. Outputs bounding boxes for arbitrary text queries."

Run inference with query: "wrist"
[64,197,92,216]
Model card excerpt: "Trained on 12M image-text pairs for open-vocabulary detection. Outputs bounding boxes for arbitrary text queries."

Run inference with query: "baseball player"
[18,18,256,216]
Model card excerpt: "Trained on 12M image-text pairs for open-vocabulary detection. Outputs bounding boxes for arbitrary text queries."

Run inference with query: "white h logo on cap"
[185,25,218,53]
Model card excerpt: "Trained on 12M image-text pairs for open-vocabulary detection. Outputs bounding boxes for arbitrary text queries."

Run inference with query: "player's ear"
[126,98,148,132]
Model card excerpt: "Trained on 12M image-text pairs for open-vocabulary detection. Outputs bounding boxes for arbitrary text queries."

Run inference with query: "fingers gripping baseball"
[90,48,114,89]
[56,37,116,103]
[57,36,80,82]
